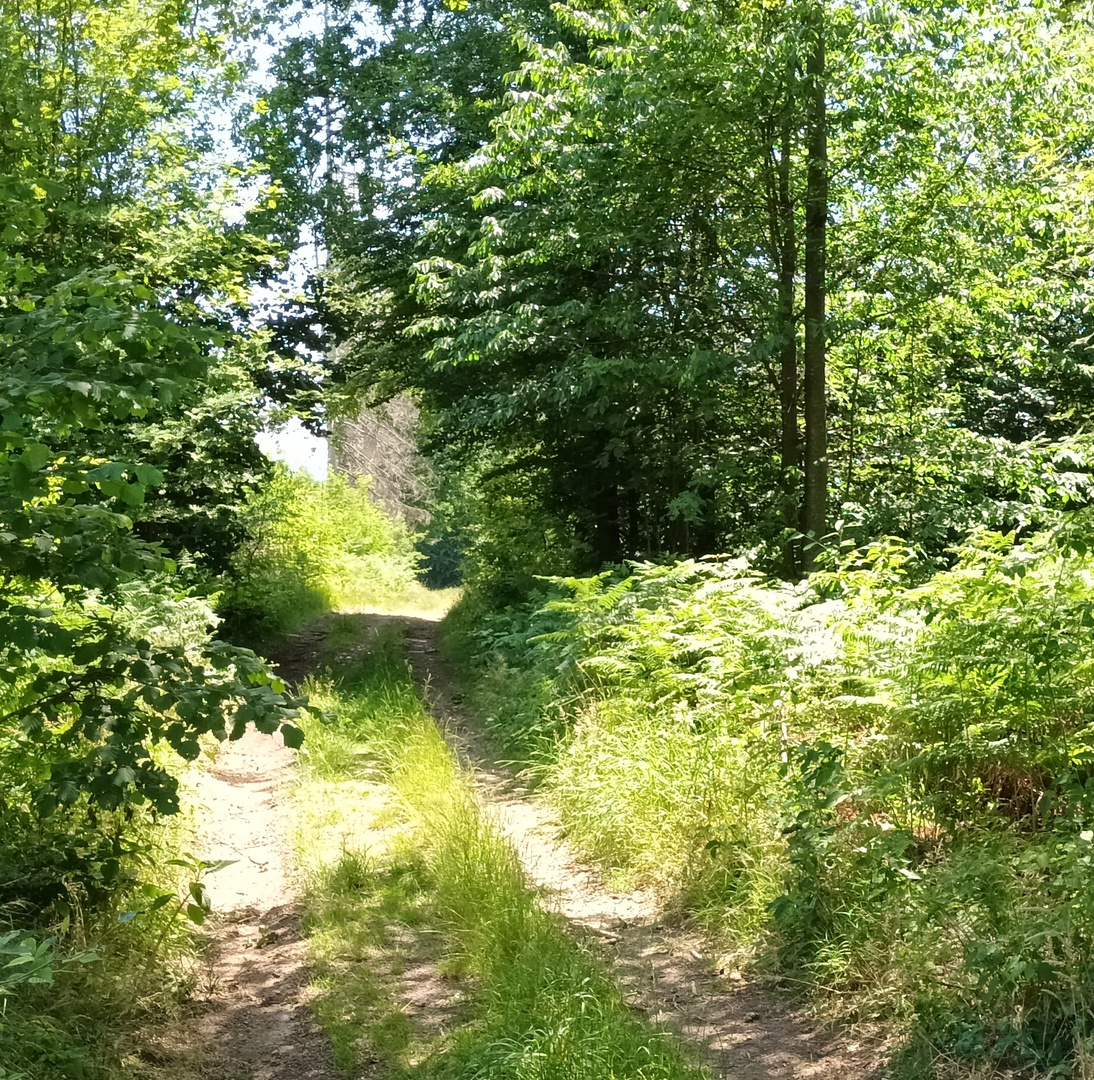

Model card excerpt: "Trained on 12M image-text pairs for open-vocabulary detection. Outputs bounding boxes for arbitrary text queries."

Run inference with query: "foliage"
[250,0,1094,1073]
[0,790,238,1080]
[256,0,1094,572]
[0,933,94,997]
[0,3,316,1076]
[447,516,1094,1074]
[221,467,423,640]
[0,0,312,810]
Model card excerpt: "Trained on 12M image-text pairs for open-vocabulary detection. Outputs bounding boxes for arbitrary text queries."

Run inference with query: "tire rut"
[141,628,338,1080]
[386,610,886,1080]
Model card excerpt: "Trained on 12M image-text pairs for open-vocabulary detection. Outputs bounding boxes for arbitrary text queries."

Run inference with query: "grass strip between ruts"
[290,617,708,1080]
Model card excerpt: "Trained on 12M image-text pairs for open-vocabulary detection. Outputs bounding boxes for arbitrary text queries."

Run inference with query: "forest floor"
[150,607,884,1080]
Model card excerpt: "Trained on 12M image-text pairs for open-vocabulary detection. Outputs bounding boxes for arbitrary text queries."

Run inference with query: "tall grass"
[445,522,1094,1076]
[292,618,707,1079]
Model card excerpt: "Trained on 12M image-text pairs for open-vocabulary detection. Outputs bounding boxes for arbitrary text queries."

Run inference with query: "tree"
[0,0,307,815]
[259,0,1094,574]
[800,0,827,565]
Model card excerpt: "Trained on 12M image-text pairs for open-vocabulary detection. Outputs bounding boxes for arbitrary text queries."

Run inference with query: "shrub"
[221,467,421,640]
[445,515,1094,1074]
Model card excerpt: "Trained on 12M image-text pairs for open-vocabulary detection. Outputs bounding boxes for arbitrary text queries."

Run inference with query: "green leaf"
[19,443,51,472]
[281,723,305,750]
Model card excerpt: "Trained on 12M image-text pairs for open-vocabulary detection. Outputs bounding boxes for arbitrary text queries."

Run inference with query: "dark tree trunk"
[778,128,798,478]
[626,487,640,558]
[800,1,827,569]
[778,119,801,577]
[591,481,622,566]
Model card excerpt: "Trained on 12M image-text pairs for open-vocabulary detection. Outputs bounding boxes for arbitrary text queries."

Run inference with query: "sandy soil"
[187,727,335,1080]
[140,627,339,1080]
[390,611,886,1080]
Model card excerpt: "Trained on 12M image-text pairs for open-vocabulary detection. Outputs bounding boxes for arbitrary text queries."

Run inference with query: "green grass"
[442,543,1094,1078]
[0,770,214,1080]
[291,616,709,1080]
[222,467,454,645]
[331,571,462,620]
[541,694,785,939]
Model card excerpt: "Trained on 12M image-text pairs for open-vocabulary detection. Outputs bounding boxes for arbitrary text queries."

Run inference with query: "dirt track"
[393,611,884,1080]
[139,626,337,1080]
[145,611,883,1080]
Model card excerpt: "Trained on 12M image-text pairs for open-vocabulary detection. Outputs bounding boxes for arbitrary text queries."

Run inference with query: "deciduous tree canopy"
[0,0,305,815]
[254,0,1094,574]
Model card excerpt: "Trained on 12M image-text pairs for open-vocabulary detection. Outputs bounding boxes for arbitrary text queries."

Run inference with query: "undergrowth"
[0,774,222,1080]
[444,515,1094,1078]
[221,468,427,643]
[291,616,707,1079]
[0,582,254,1080]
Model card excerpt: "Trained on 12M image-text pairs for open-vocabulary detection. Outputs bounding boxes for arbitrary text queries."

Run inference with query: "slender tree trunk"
[778,123,798,477]
[776,120,801,578]
[844,362,861,503]
[800,0,827,568]
[626,487,640,557]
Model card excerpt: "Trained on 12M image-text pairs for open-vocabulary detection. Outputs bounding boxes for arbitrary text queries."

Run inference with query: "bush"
[220,467,422,640]
[0,798,222,1080]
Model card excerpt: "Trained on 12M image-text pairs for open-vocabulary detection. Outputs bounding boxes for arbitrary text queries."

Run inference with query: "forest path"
[143,620,338,1080]
[366,608,885,1080]
[151,608,882,1080]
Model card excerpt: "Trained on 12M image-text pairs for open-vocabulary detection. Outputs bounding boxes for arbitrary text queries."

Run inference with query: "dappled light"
[5,0,1094,1078]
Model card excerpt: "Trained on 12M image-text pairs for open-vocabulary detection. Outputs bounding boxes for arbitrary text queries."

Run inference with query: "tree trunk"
[591,481,621,566]
[778,118,801,577]
[800,0,827,569]
[778,123,798,477]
